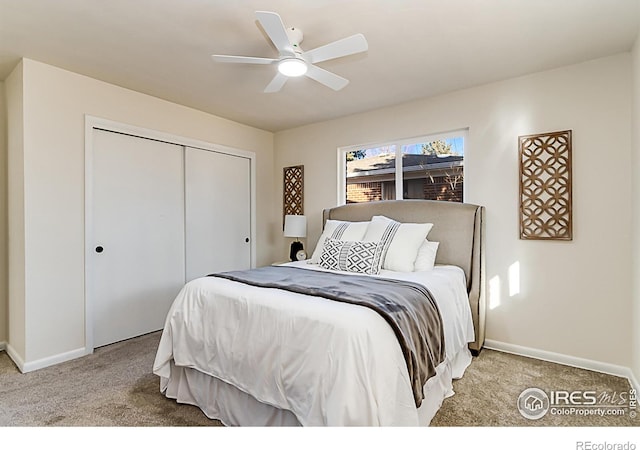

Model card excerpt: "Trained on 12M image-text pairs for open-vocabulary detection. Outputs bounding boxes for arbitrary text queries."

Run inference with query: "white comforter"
[153,261,475,426]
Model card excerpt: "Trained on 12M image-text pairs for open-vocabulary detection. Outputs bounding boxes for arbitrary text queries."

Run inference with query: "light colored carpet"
[431,349,637,427]
[0,332,218,426]
[0,332,636,427]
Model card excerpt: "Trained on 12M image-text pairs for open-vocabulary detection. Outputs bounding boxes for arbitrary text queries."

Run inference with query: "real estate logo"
[518,387,550,420]
[517,387,637,420]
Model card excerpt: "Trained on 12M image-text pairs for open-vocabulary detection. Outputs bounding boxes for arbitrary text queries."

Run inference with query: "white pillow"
[319,238,385,275]
[310,220,370,264]
[362,215,433,272]
[414,240,440,271]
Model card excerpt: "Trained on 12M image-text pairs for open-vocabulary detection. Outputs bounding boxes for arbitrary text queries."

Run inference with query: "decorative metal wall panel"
[519,130,572,240]
[283,165,304,224]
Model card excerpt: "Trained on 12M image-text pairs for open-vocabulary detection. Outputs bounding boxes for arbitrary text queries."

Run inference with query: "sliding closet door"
[185,147,251,280]
[91,130,185,348]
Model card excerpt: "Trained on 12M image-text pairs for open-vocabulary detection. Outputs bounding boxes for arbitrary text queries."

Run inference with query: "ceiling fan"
[211,11,368,93]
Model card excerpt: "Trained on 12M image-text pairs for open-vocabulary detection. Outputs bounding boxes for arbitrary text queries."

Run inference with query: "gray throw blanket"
[208,265,445,408]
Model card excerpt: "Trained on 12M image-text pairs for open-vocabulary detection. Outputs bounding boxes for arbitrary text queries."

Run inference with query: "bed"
[153,199,486,426]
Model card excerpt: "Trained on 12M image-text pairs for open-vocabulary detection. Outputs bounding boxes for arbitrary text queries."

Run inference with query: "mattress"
[153,261,475,426]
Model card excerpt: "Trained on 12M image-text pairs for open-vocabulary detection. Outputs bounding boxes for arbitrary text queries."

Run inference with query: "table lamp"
[284,214,307,261]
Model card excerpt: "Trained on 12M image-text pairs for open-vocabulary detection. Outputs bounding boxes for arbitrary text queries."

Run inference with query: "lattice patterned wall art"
[519,130,572,240]
[283,165,304,225]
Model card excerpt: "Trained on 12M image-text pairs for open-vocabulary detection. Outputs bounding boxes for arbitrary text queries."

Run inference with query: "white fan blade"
[305,65,349,91]
[256,11,294,56]
[264,72,288,93]
[211,55,277,65]
[303,34,368,64]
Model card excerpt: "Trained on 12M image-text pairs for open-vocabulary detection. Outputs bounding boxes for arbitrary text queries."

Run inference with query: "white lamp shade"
[284,215,307,238]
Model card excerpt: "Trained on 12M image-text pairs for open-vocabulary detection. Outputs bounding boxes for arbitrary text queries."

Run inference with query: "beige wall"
[5,62,25,358]
[632,29,640,384]
[275,53,633,368]
[10,58,275,365]
[0,80,7,344]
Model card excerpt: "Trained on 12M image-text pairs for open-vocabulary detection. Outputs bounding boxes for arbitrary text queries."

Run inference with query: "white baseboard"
[485,339,638,391]
[0,341,6,352]
[5,343,25,371]
[5,343,89,373]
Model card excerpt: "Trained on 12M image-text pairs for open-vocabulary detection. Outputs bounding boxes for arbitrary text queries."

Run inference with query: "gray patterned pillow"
[319,239,385,275]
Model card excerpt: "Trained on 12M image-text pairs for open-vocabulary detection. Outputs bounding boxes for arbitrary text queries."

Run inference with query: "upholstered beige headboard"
[322,199,486,353]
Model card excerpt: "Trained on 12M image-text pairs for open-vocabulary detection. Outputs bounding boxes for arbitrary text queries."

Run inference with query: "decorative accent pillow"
[319,238,385,275]
[414,240,440,271]
[362,215,433,272]
[310,220,370,264]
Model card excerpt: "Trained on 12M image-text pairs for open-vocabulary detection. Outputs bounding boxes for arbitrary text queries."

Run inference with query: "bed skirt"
[158,346,472,426]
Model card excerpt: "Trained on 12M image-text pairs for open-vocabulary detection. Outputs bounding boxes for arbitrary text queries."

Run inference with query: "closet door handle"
[95,246,104,253]
[245,238,250,243]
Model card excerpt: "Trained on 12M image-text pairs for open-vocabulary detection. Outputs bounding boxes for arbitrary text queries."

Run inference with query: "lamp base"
[289,240,304,261]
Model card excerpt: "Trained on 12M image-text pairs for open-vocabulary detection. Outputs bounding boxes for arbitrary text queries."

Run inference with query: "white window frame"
[337,128,468,206]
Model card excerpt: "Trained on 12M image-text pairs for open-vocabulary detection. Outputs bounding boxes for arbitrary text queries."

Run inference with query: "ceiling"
[1,0,639,132]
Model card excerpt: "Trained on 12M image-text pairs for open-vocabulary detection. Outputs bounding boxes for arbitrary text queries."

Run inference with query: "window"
[339,130,466,205]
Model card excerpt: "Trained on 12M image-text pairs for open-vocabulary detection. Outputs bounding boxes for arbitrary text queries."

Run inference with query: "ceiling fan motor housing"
[286,27,304,50]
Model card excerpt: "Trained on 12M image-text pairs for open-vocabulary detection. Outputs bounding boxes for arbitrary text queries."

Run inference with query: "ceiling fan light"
[278,58,307,77]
